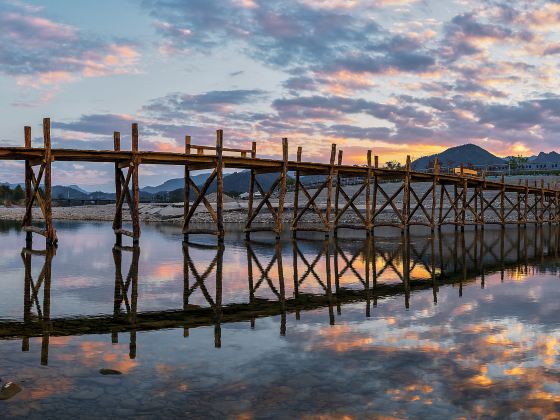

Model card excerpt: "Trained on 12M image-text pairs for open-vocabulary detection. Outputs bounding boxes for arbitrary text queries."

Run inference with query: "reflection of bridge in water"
[3,226,560,364]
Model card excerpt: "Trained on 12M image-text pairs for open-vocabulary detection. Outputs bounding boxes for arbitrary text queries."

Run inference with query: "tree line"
[0,184,25,204]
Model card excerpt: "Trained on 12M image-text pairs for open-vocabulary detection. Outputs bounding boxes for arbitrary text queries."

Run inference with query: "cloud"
[0,1,140,103]
[144,0,436,90]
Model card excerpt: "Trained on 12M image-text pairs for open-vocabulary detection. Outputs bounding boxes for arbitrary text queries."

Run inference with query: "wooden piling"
[325,144,337,236]
[292,146,302,238]
[183,135,191,242]
[334,150,343,237]
[372,156,378,233]
[131,123,140,243]
[43,118,56,245]
[216,130,225,241]
[246,141,257,239]
[114,132,122,246]
[275,138,289,237]
[365,150,372,233]
[403,155,411,233]
[24,126,32,246]
[431,159,439,231]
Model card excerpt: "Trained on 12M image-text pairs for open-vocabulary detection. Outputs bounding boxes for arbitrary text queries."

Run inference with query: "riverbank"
[0,180,539,226]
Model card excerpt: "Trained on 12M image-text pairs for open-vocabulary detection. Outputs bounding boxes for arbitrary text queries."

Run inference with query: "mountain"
[68,184,89,194]
[531,151,560,164]
[141,173,211,194]
[166,170,294,200]
[212,170,285,195]
[411,144,505,170]
[52,185,90,200]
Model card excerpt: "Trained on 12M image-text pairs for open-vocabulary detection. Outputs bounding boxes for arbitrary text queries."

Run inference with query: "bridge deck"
[0,146,552,193]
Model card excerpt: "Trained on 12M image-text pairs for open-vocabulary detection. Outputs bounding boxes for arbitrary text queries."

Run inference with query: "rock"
[99,368,122,375]
[0,382,22,400]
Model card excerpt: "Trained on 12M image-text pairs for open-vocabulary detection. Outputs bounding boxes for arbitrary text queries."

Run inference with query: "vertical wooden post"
[365,150,372,234]
[460,164,466,231]
[431,159,439,232]
[500,174,505,228]
[540,178,545,225]
[246,141,257,239]
[481,172,486,230]
[43,118,56,245]
[334,150,343,237]
[216,130,225,241]
[403,155,411,233]
[114,132,122,246]
[325,144,336,236]
[372,156,379,232]
[438,183,445,230]
[292,147,302,238]
[275,138,289,238]
[524,179,529,227]
[131,123,140,244]
[183,135,191,242]
[453,183,459,231]
[24,126,32,247]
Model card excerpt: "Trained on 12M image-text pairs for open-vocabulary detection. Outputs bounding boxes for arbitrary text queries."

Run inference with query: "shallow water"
[1,221,560,418]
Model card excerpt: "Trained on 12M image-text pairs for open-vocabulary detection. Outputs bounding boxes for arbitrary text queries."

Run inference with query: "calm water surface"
[1,221,560,418]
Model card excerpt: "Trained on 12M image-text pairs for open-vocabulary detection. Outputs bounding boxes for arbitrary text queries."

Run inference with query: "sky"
[1,0,560,191]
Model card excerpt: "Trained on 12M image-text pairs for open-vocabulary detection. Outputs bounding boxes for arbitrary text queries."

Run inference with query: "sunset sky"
[1,0,560,190]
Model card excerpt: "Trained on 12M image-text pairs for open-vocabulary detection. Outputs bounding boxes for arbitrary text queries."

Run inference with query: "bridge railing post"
[131,123,141,244]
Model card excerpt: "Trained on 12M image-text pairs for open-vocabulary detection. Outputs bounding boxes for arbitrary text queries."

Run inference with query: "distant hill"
[531,151,560,164]
[411,144,504,170]
[52,185,89,200]
[166,170,294,201]
[141,173,211,194]
[213,170,287,195]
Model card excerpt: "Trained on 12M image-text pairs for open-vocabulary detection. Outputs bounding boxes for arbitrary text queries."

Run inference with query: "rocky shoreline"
[0,180,540,226]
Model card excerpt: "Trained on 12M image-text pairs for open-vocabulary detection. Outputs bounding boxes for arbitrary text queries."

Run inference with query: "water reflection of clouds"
[2,223,560,416]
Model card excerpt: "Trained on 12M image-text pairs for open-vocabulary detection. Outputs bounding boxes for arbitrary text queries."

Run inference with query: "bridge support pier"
[182,130,225,241]
[245,139,288,239]
[333,150,372,235]
[291,144,337,238]
[113,124,141,245]
[22,118,57,246]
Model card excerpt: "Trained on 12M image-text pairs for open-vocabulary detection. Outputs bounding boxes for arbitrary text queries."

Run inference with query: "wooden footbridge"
[3,118,559,245]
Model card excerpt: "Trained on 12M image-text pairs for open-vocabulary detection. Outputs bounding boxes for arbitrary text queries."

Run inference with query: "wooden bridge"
[2,118,559,245]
